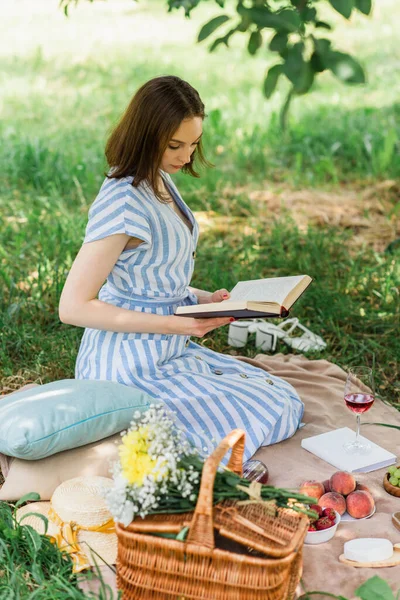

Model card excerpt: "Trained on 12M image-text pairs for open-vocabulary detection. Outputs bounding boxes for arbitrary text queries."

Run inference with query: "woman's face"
[160,116,203,174]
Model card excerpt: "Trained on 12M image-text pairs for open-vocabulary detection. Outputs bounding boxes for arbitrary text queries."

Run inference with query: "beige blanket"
[247,354,400,599]
[2,355,400,598]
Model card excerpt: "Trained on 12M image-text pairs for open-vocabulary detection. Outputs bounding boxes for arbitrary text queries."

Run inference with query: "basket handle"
[185,429,245,550]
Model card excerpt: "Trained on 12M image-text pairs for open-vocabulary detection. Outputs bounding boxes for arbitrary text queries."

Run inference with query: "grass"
[0,0,399,399]
[0,496,117,598]
[0,0,399,595]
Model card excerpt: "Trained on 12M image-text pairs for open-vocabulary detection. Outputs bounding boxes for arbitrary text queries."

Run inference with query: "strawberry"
[316,517,333,531]
[308,524,317,531]
[309,504,323,518]
[322,508,336,522]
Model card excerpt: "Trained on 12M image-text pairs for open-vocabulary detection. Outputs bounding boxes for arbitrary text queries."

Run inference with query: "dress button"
[213,370,223,375]
[240,373,248,379]
[185,339,190,347]
[265,378,274,385]
[195,355,202,360]
[192,251,196,259]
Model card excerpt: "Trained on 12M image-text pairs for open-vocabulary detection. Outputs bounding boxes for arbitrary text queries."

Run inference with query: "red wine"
[242,460,269,484]
[345,393,374,414]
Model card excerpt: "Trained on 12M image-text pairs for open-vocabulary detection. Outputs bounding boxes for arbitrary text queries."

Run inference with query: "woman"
[59,75,304,460]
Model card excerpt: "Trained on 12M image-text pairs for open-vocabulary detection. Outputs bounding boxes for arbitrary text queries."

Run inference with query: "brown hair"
[105,76,212,203]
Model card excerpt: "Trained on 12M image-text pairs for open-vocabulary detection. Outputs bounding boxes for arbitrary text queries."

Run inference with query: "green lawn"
[0,2,400,596]
[0,0,399,402]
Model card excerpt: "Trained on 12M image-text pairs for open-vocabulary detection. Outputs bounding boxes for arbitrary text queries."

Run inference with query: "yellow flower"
[119,426,164,486]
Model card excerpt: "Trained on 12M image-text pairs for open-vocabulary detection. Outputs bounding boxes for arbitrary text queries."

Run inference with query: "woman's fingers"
[194,316,232,336]
[210,289,230,303]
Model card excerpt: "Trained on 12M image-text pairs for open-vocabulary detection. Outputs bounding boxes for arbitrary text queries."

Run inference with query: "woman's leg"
[0,383,40,399]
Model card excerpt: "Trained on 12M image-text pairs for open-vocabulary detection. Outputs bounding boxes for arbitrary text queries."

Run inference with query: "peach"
[330,471,356,496]
[299,480,325,501]
[322,479,331,494]
[355,483,374,501]
[346,490,375,519]
[318,491,346,516]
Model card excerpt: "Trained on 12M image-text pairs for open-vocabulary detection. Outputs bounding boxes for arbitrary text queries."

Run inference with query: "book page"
[229,275,306,306]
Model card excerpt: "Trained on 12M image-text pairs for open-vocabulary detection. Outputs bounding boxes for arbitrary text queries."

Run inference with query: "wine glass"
[343,366,375,454]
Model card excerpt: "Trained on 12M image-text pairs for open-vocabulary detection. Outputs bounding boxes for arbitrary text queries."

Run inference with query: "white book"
[175,274,312,319]
[301,427,397,473]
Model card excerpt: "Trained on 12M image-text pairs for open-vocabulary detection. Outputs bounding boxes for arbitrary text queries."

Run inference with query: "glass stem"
[355,414,361,443]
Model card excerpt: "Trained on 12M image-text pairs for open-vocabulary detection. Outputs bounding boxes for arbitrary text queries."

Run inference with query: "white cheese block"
[344,538,393,563]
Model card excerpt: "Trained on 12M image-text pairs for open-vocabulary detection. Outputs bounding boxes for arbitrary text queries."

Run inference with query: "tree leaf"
[209,27,237,52]
[329,0,354,19]
[355,576,396,600]
[327,51,365,84]
[315,21,332,30]
[355,0,372,15]
[282,42,305,84]
[302,7,317,22]
[294,62,315,95]
[263,64,283,98]
[249,7,300,33]
[311,52,326,73]
[269,31,288,53]
[248,30,263,55]
[198,15,230,43]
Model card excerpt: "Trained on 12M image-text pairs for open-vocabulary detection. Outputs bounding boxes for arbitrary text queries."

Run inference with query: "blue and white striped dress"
[75,172,304,460]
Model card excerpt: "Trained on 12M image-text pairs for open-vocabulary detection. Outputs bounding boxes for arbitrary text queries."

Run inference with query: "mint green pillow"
[0,379,151,460]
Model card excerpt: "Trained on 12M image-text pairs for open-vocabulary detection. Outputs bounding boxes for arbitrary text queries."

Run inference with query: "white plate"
[341,505,376,522]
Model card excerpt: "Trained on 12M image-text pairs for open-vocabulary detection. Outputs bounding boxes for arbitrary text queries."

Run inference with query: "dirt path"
[197,179,400,252]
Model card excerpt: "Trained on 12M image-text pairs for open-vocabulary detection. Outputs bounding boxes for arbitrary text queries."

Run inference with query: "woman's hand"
[188,286,230,304]
[210,289,230,303]
[167,315,233,337]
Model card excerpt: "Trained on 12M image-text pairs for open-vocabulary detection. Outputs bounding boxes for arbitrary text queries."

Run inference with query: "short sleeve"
[83,179,152,247]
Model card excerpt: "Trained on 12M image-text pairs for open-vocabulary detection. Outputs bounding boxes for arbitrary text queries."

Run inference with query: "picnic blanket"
[247,354,400,599]
[1,354,399,598]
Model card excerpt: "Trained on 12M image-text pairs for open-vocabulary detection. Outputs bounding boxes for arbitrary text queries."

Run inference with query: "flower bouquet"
[105,405,316,527]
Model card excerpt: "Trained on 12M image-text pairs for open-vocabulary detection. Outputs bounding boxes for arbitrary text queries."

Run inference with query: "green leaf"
[355,576,396,600]
[14,492,41,508]
[249,7,300,33]
[355,0,372,15]
[22,524,43,554]
[315,21,332,30]
[176,526,189,541]
[209,27,237,52]
[248,30,263,55]
[311,52,326,73]
[263,64,283,99]
[269,31,288,53]
[312,38,333,70]
[302,7,317,22]
[282,42,304,84]
[327,51,365,84]
[19,512,50,534]
[294,62,315,95]
[329,0,354,19]
[364,422,400,431]
[198,15,230,43]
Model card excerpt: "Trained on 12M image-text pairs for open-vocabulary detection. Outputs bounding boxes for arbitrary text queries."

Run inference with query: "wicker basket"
[116,429,308,600]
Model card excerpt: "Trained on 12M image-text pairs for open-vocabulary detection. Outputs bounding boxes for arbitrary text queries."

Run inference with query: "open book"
[175,274,312,319]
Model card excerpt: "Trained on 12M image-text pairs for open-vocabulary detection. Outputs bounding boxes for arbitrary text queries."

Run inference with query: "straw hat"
[16,476,117,573]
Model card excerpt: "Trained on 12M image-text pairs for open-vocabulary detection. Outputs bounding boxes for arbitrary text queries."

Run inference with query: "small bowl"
[383,472,400,498]
[305,510,341,545]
